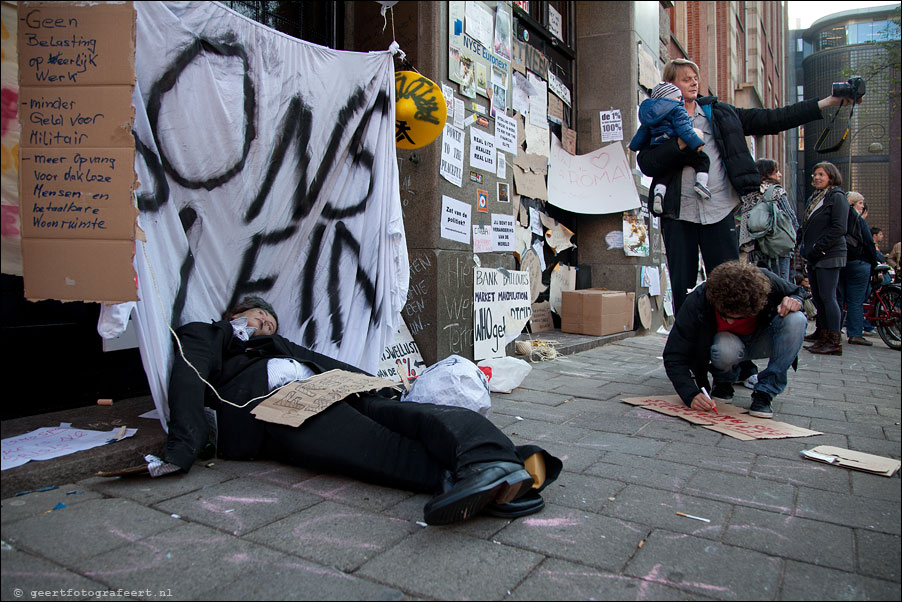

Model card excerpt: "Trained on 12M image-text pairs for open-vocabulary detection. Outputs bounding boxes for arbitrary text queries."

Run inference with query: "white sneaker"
[741,374,758,390]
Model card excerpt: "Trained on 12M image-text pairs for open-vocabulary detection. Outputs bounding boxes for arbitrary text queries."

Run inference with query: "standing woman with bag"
[800,162,848,355]
[751,159,798,280]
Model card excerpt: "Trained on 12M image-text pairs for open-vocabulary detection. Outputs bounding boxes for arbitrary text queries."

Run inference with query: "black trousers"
[662,211,739,314]
[259,396,522,493]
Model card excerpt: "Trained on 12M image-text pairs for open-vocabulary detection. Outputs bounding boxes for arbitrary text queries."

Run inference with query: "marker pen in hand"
[700,387,718,414]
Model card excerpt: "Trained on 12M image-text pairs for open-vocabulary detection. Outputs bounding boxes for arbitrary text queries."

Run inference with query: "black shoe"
[484,491,545,519]
[711,382,734,400]
[423,461,533,525]
[748,391,774,419]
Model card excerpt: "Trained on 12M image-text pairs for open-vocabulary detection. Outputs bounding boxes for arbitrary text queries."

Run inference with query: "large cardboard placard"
[801,446,901,477]
[621,395,823,441]
[18,1,137,302]
[252,370,399,428]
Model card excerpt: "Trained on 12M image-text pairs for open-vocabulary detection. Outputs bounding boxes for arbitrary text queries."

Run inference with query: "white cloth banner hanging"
[106,2,407,428]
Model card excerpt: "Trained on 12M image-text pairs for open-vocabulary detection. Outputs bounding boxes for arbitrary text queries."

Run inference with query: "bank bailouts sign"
[395,71,447,149]
[104,2,408,426]
[473,267,531,360]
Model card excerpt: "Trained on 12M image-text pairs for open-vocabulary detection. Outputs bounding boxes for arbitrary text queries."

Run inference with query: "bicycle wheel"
[876,286,901,350]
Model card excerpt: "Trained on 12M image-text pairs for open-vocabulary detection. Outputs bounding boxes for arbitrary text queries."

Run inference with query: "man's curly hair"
[705,262,771,318]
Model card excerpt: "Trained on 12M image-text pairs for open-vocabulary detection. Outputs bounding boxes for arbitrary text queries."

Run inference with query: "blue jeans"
[709,311,807,398]
[838,260,870,338]
[762,256,791,282]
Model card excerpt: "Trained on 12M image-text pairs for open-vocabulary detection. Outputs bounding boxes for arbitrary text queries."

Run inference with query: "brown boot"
[808,331,843,356]
[804,328,826,349]
[804,328,824,342]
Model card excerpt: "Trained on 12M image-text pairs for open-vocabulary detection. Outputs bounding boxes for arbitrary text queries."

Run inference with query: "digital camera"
[832,76,866,101]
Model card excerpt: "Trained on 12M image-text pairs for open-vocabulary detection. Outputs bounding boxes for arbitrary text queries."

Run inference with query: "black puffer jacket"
[637,97,824,218]
[663,269,809,406]
[799,188,848,267]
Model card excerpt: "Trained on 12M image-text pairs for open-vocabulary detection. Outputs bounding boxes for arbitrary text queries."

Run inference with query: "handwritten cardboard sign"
[18,1,137,302]
[252,370,399,428]
[621,395,823,441]
[473,267,531,360]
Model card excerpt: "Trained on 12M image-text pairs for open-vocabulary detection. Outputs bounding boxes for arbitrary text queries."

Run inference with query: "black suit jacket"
[164,319,368,469]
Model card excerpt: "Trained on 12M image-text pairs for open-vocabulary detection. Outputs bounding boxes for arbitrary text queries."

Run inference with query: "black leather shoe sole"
[424,464,533,525]
[484,491,545,518]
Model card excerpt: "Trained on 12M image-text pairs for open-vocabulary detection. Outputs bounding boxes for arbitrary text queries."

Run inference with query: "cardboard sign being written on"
[252,370,399,427]
[621,395,823,441]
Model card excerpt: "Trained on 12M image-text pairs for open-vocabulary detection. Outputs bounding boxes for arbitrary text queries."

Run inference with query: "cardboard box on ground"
[560,289,635,336]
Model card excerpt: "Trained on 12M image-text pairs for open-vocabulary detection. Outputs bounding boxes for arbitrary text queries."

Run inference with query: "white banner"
[121,2,407,426]
[547,136,640,214]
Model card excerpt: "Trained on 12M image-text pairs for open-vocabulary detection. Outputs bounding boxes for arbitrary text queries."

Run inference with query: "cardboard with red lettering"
[621,395,823,440]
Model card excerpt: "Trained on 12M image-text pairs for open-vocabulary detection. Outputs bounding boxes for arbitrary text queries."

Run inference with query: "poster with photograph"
[494,5,512,60]
[498,182,510,203]
[622,211,649,257]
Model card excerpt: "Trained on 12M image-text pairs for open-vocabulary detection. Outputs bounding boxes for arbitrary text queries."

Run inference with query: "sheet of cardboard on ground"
[252,370,399,428]
[621,395,823,441]
[801,446,901,477]
[18,1,137,302]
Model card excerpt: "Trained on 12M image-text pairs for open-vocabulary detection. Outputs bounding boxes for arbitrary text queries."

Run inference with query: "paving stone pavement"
[2,333,900,601]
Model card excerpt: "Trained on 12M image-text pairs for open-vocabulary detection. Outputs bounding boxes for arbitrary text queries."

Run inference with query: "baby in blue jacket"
[630,82,711,213]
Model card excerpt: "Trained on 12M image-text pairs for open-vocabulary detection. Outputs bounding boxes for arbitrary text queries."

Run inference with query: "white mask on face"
[230,317,257,341]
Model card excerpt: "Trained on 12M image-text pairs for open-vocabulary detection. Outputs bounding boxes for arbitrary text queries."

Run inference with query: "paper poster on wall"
[491,213,515,251]
[473,224,493,253]
[548,4,563,40]
[454,97,466,128]
[18,1,138,302]
[641,266,662,296]
[449,1,510,101]
[547,136,640,214]
[512,71,531,115]
[548,93,563,125]
[495,112,519,155]
[469,128,496,172]
[600,109,624,142]
[465,1,494,48]
[496,151,507,178]
[493,5,512,60]
[527,72,548,128]
[473,267,531,360]
[548,70,571,106]
[440,124,465,187]
[623,210,649,257]
[497,181,510,203]
[442,83,455,118]
[441,195,472,245]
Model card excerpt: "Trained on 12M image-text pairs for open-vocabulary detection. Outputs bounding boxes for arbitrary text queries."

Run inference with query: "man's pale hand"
[777,296,802,317]
[689,393,716,412]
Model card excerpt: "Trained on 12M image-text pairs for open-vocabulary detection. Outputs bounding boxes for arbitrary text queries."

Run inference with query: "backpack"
[746,185,797,258]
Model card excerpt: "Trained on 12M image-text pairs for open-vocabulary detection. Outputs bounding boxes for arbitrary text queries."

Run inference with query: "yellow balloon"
[395,71,447,149]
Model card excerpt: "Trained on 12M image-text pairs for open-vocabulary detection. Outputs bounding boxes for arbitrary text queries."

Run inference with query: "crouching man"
[663,261,809,418]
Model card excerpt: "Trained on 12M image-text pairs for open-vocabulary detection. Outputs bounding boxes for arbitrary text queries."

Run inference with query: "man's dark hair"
[705,262,771,318]
[871,226,882,237]
[224,296,279,329]
[755,158,779,182]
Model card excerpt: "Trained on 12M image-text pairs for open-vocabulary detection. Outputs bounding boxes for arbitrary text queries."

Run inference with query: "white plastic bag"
[477,356,532,393]
[401,355,491,417]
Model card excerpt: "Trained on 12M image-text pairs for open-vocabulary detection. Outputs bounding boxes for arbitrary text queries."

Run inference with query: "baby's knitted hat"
[651,82,682,101]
